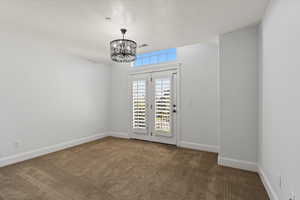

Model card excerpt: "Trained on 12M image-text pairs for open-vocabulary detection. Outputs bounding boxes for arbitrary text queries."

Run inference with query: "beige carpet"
[0,137,268,200]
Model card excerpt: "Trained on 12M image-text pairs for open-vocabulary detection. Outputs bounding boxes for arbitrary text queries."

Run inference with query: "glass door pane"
[154,78,171,135]
[150,70,174,138]
[132,80,146,129]
[131,76,148,135]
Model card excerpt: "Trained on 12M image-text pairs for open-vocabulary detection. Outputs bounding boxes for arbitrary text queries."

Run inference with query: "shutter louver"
[132,80,146,130]
[155,79,171,134]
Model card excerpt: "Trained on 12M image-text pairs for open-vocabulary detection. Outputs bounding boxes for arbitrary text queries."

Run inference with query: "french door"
[130,70,178,145]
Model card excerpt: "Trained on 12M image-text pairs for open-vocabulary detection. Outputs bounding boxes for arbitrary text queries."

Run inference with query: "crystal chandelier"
[110,28,137,63]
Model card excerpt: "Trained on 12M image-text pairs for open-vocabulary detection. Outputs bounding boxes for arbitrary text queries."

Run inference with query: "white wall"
[177,43,219,150]
[260,0,300,199]
[110,42,219,151]
[110,63,130,134]
[0,31,111,159]
[219,25,259,168]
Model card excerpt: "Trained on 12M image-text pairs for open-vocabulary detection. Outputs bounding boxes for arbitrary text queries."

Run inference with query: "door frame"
[128,62,182,146]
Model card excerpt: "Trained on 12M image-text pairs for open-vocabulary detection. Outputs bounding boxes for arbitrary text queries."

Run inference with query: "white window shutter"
[154,78,171,134]
[132,80,147,131]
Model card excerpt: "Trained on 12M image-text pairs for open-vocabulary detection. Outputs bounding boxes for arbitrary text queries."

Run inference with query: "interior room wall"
[259,0,300,199]
[219,24,259,171]
[109,42,220,151]
[0,31,111,165]
[177,42,219,151]
[110,62,130,135]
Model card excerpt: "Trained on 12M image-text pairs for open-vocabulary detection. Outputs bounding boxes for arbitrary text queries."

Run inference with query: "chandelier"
[110,28,137,63]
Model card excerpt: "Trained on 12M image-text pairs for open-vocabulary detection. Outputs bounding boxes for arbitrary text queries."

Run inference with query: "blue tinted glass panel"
[158,54,167,63]
[143,57,150,65]
[133,48,176,67]
[150,56,157,65]
[135,57,142,66]
[167,53,176,60]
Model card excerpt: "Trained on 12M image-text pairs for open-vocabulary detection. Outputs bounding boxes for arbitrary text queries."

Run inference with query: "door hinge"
[150,77,152,82]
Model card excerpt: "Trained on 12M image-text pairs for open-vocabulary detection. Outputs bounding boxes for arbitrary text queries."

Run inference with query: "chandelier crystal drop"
[110,28,137,63]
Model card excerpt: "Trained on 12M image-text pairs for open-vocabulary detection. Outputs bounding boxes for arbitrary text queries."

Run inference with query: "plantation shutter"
[132,80,147,132]
[154,78,171,135]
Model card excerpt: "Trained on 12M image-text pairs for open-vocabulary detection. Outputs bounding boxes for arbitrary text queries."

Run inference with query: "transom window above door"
[133,48,177,67]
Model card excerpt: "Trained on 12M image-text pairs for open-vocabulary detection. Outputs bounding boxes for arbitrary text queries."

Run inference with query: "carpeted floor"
[0,137,268,200]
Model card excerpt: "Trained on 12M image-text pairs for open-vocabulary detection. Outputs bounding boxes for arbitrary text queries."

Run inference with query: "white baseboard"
[0,133,108,168]
[218,156,258,172]
[258,166,279,200]
[109,132,130,139]
[109,134,220,154]
[179,141,219,153]
[218,158,276,200]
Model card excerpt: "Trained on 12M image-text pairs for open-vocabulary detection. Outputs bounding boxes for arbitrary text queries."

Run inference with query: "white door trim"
[128,63,181,146]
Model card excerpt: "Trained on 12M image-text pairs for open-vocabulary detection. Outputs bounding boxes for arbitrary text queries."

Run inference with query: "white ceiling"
[0,0,269,63]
